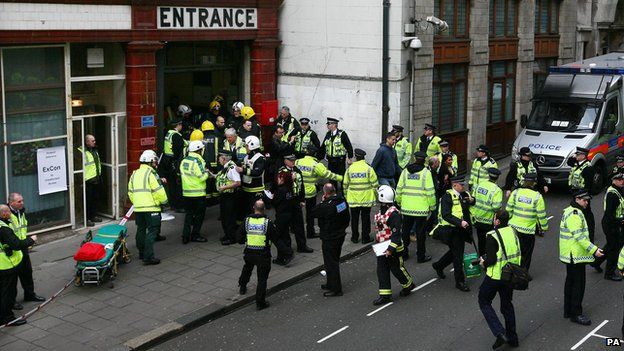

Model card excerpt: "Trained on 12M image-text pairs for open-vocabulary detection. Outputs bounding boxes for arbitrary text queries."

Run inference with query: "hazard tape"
[0,276,75,329]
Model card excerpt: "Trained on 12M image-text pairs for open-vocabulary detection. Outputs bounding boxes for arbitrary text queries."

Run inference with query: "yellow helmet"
[190,129,204,141]
[209,100,221,110]
[201,120,215,132]
[241,106,255,120]
[213,94,225,103]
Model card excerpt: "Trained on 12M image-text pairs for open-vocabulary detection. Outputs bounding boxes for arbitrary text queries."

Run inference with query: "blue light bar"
[549,66,624,74]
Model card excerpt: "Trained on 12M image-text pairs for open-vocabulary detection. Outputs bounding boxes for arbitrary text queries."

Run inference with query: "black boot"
[373,295,392,305]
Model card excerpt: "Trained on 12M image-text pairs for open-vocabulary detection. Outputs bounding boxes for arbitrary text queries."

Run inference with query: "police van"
[513,52,624,193]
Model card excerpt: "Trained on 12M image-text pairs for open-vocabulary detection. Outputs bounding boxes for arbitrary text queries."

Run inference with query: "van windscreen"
[526,100,601,133]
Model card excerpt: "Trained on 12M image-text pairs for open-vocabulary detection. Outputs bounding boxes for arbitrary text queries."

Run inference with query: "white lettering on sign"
[140,137,156,146]
[157,7,258,30]
[37,146,68,196]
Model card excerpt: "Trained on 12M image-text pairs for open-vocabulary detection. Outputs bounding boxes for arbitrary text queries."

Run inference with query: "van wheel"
[591,163,606,195]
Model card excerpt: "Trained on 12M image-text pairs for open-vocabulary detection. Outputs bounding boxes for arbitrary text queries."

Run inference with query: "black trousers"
[479,276,517,341]
[238,253,271,305]
[275,208,307,255]
[517,233,535,271]
[474,222,494,257]
[85,180,100,220]
[584,203,595,243]
[135,212,161,261]
[182,197,207,240]
[243,191,263,217]
[161,160,183,210]
[322,237,345,293]
[377,254,413,296]
[593,226,623,277]
[327,157,346,190]
[564,263,586,318]
[304,196,317,238]
[220,192,240,242]
[350,207,371,242]
[402,215,428,259]
[16,252,35,298]
[0,272,18,323]
[433,228,466,283]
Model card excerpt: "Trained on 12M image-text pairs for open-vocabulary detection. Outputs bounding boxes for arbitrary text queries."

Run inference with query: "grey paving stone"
[0,333,19,347]
[170,276,197,287]
[143,280,171,292]
[62,310,97,324]
[195,272,225,284]
[186,282,217,294]
[160,285,193,298]
[212,255,240,266]
[105,295,134,308]
[75,299,107,313]
[3,339,41,351]
[29,315,65,330]
[205,262,231,275]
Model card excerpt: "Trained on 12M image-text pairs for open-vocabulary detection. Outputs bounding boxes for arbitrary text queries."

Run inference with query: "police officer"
[343,149,378,244]
[223,128,248,165]
[414,123,442,159]
[295,118,321,159]
[180,141,209,244]
[469,145,498,194]
[593,173,624,280]
[8,193,44,309]
[560,190,604,326]
[319,118,354,184]
[568,147,596,243]
[435,141,458,171]
[237,200,278,310]
[295,145,343,238]
[268,125,295,186]
[201,121,221,203]
[611,155,624,179]
[215,151,242,245]
[236,136,266,215]
[78,134,103,227]
[506,173,548,273]
[160,119,187,213]
[312,183,350,297]
[128,150,168,264]
[372,185,415,305]
[471,168,503,255]
[392,125,412,169]
[276,154,313,254]
[276,106,301,143]
[478,209,521,349]
[0,205,36,326]
[504,147,548,197]
[431,176,473,292]
[396,151,436,262]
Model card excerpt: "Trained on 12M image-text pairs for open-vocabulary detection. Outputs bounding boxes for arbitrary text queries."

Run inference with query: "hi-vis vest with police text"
[438,189,463,227]
[343,160,378,207]
[486,227,521,280]
[324,130,347,157]
[569,161,589,189]
[515,161,537,187]
[506,187,549,235]
[559,205,597,264]
[470,180,503,224]
[216,160,237,194]
[469,157,498,191]
[395,167,436,216]
[295,130,313,155]
[295,156,342,198]
[245,217,270,251]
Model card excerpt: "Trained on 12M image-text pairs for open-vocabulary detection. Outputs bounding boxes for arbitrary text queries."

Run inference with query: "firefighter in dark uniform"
[372,185,415,305]
[312,183,350,297]
[593,172,624,280]
[567,147,596,244]
[504,147,548,197]
[0,205,36,326]
[431,176,474,292]
[236,136,266,216]
[237,200,279,310]
[159,119,187,213]
[319,118,354,187]
[201,121,221,204]
[268,125,296,188]
[295,118,321,159]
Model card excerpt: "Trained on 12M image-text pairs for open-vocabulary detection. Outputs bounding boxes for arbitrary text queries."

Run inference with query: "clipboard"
[372,241,391,257]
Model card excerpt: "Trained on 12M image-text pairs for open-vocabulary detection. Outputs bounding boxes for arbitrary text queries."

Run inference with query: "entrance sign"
[157,7,258,29]
[37,146,68,195]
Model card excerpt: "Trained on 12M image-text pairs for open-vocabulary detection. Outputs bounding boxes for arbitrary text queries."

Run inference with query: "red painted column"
[125,41,163,174]
[250,38,280,121]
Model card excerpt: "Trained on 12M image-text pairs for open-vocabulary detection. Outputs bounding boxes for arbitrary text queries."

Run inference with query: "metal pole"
[382,0,391,140]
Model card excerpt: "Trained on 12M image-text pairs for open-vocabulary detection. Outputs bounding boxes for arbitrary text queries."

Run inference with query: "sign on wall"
[157,7,258,30]
[37,146,68,195]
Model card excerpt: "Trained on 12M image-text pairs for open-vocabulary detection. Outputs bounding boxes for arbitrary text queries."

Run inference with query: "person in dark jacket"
[312,183,350,297]
[504,147,548,196]
[318,118,354,188]
[268,126,295,188]
[275,106,302,142]
[159,120,186,213]
[237,200,279,310]
[438,153,457,197]
[592,173,624,280]
[0,205,36,326]
[567,147,596,245]
[371,132,401,187]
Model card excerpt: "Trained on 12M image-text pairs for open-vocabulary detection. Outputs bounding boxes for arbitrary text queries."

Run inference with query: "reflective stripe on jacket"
[128,164,168,212]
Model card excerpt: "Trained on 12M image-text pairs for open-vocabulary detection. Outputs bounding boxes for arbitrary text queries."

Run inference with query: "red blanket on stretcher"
[73,242,106,262]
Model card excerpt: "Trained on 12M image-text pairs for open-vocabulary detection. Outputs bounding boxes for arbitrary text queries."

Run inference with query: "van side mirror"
[520,114,528,128]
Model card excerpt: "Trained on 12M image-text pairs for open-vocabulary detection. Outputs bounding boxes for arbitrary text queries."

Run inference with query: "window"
[432,64,467,132]
[434,0,470,38]
[488,61,516,124]
[535,0,559,35]
[533,58,557,96]
[489,0,517,37]
[598,96,620,143]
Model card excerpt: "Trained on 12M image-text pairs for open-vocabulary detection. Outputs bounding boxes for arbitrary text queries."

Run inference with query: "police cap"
[613,173,624,180]
[476,144,489,153]
[413,151,427,159]
[392,125,404,132]
[439,140,449,147]
[519,147,532,156]
[523,172,538,181]
[487,168,501,177]
[424,123,435,131]
[573,189,592,200]
[300,117,310,124]
[616,155,624,162]
[354,148,367,157]
[450,176,466,185]
[326,117,339,125]
[218,150,234,157]
[575,147,589,155]
[283,154,297,161]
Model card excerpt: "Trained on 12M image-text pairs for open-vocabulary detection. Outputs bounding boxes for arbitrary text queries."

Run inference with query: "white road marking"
[366,302,394,317]
[570,320,609,350]
[412,278,438,292]
[591,334,609,339]
[317,325,349,344]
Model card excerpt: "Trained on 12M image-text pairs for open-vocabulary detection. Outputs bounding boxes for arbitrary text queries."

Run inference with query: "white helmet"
[378,185,395,203]
[177,104,192,116]
[232,101,245,111]
[244,135,261,151]
[188,140,205,152]
[139,150,158,163]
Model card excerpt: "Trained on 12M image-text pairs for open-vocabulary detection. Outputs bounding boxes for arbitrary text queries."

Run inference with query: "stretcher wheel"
[122,255,132,264]
[74,276,82,287]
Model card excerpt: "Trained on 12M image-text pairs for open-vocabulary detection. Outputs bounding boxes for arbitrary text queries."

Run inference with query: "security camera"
[426,15,449,32]
[402,37,422,50]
